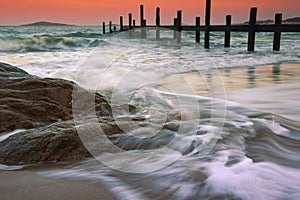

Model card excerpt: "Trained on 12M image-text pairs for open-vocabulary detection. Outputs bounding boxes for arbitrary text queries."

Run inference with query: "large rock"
[0,116,146,164]
[0,118,129,164]
[0,63,143,164]
[0,62,29,77]
[0,63,111,133]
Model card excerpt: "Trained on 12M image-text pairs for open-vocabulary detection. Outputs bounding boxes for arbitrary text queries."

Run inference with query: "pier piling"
[225,15,231,47]
[205,0,211,49]
[195,17,200,43]
[273,13,282,51]
[109,21,112,33]
[120,16,124,31]
[248,7,257,51]
[128,13,133,37]
[173,18,177,39]
[140,5,146,38]
[176,10,182,43]
[129,13,132,29]
[102,22,105,34]
[156,7,161,40]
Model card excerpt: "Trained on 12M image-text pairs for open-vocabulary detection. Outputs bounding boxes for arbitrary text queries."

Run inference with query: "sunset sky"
[0,0,299,26]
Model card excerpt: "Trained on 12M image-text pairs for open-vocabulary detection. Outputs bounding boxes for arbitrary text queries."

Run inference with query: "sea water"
[1,26,300,199]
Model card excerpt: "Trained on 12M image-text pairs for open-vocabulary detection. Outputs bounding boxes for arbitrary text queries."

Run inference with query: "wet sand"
[0,169,116,200]
[157,62,300,121]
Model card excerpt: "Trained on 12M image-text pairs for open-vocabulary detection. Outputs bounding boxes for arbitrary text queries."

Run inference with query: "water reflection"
[272,64,281,83]
[157,63,300,97]
[247,66,256,87]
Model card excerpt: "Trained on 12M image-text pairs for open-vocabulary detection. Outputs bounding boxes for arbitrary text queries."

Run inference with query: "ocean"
[1,25,300,199]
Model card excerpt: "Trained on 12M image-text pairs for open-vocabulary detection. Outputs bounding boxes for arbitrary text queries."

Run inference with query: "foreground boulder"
[0,118,129,164]
[0,116,148,164]
[0,63,111,133]
[0,63,140,164]
[0,62,32,78]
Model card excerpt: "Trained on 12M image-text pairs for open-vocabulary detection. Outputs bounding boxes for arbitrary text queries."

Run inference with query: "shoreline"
[157,62,300,121]
[0,168,116,200]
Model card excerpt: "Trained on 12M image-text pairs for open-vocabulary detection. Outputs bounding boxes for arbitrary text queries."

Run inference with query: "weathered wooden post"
[195,17,200,43]
[120,16,124,31]
[133,20,136,27]
[225,15,231,47]
[103,22,106,34]
[173,18,177,39]
[273,13,282,51]
[129,13,132,29]
[205,0,211,49]
[248,7,257,51]
[109,21,112,33]
[140,5,146,38]
[140,5,144,25]
[156,7,160,40]
[176,10,182,43]
[128,13,133,38]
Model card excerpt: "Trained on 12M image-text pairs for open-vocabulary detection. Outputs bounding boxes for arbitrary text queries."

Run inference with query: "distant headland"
[243,17,300,25]
[21,21,74,26]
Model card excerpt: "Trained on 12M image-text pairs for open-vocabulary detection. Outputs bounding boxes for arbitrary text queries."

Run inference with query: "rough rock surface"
[0,63,141,164]
[0,62,111,133]
[0,62,31,78]
[0,118,130,164]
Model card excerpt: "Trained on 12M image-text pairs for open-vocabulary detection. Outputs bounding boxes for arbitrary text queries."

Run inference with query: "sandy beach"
[0,168,116,200]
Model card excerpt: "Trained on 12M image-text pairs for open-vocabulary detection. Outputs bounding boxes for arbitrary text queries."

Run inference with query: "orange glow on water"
[0,0,299,25]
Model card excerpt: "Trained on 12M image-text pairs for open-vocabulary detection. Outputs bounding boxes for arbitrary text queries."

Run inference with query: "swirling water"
[0,26,300,199]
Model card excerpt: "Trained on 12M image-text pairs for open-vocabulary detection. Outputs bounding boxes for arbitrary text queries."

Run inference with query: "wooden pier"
[103,0,300,51]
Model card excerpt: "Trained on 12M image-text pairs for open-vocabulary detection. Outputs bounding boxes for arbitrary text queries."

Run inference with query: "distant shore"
[7,16,299,27]
[21,21,74,26]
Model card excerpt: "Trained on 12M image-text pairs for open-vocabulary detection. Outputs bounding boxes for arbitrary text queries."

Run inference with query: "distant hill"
[21,21,74,26]
[283,17,300,23]
[242,19,273,25]
[242,17,300,25]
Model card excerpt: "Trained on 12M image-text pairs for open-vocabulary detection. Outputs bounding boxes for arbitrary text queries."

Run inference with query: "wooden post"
[140,5,144,26]
[129,13,132,29]
[225,15,231,47]
[103,22,106,34]
[273,13,282,51]
[142,19,147,38]
[128,13,133,38]
[176,10,182,43]
[133,20,136,27]
[140,5,146,38]
[195,17,200,43]
[109,21,112,33]
[173,18,177,39]
[205,0,211,49]
[156,7,160,40]
[248,7,257,51]
[120,16,124,31]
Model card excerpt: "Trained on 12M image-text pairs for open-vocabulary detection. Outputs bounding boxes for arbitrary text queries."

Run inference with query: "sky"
[0,0,299,26]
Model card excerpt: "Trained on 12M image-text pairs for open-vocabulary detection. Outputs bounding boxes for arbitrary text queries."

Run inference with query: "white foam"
[0,164,24,171]
[76,66,162,92]
[0,129,26,143]
[203,150,300,200]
